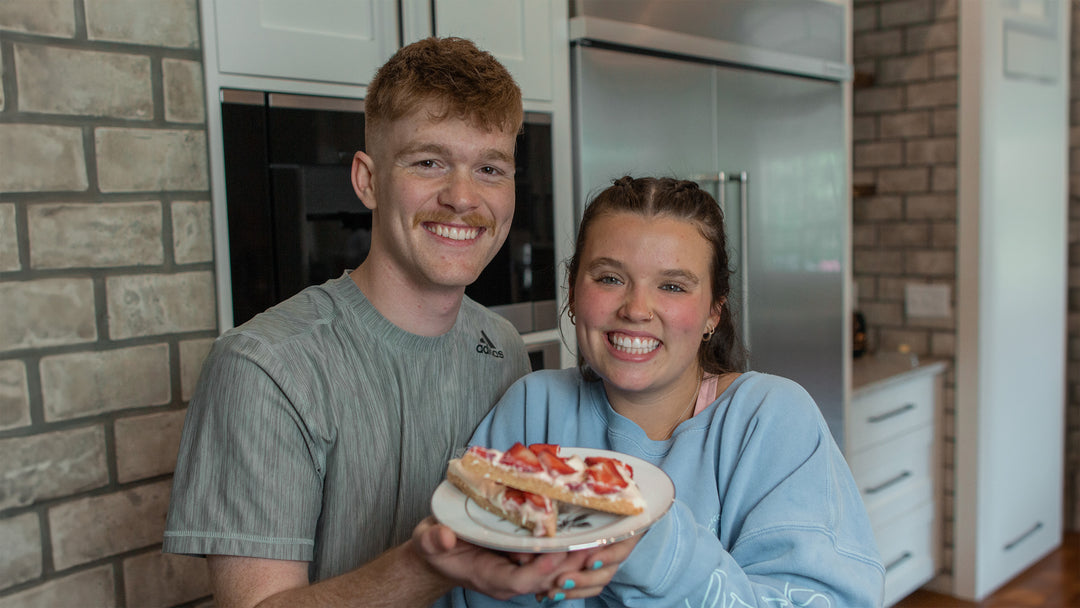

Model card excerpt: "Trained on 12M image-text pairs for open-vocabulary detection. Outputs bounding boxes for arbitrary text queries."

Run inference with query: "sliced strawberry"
[524,491,550,510]
[585,459,629,494]
[499,442,543,473]
[528,443,561,457]
[504,487,527,504]
[537,450,577,476]
[467,446,496,461]
[585,456,634,479]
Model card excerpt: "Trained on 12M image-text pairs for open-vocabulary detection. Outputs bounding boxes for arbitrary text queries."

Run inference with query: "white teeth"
[610,333,659,354]
[428,224,480,241]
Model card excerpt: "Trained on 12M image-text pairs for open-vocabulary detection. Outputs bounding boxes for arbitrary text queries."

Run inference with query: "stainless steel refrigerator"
[570,1,852,448]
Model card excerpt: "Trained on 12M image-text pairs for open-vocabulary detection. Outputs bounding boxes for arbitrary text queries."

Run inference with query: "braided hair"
[566,176,747,377]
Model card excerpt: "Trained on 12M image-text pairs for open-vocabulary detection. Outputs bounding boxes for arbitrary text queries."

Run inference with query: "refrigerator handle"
[734,171,750,356]
[690,173,726,211]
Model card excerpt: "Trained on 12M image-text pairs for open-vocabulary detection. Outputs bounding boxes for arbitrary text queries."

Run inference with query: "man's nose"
[438,170,481,211]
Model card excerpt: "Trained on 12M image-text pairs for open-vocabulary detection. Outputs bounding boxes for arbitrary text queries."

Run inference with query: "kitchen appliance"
[569,0,852,446]
[219,90,558,345]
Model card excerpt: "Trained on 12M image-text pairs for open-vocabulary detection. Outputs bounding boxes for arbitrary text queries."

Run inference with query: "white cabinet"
[434,0,553,101]
[206,0,555,100]
[211,0,398,86]
[848,358,946,607]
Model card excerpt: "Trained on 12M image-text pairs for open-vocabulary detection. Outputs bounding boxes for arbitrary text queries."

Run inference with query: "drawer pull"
[1004,521,1043,551]
[865,470,912,495]
[867,403,916,424]
[885,551,913,572]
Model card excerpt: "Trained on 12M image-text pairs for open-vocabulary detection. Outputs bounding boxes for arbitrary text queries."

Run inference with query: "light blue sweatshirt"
[437,369,884,607]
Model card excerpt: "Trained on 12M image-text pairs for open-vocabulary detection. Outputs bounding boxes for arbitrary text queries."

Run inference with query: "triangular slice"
[446,457,558,536]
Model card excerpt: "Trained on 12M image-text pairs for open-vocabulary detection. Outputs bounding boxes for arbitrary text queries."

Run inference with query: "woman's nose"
[619,288,654,323]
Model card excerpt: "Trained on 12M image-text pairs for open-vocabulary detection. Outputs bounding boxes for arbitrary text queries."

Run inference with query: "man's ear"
[351,151,377,211]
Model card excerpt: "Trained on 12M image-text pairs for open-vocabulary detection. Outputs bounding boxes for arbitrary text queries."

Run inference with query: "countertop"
[852,353,948,396]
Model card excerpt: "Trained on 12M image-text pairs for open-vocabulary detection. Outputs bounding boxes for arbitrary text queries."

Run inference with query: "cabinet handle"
[885,551,913,572]
[867,402,916,424]
[864,470,912,495]
[1004,521,1044,551]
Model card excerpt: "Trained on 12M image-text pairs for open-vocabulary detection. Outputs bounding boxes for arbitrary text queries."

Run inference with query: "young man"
[164,38,631,606]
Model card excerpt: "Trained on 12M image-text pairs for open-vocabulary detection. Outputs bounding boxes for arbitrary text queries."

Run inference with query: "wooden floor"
[893,533,1079,607]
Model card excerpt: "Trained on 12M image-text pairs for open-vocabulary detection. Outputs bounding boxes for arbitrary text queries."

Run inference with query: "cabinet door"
[213,0,398,86]
[435,0,553,101]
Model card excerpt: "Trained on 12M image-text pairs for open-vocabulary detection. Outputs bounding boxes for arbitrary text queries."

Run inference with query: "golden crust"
[446,463,557,536]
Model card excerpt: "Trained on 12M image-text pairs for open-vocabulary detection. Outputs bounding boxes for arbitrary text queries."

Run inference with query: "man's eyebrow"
[395,143,514,166]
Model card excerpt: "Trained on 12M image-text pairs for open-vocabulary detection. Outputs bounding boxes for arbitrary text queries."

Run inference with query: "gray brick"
[880,111,931,138]
[931,330,956,357]
[853,5,877,32]
[932,166,957,192]
[180,338,214,402]
[106,271,216,339]
[853,115,878,141]
[881,0,933,27]
[0,278,96,353]
[14,43,152,119]
[907,80,958,109]
[854,250,905,275]
[861,300,905,326]
[95,128,209,193]
[0,0,76,37]
[854,196,904,222]
[853,223,878,247]
[907,194,957,220]
[933,49,958,78]
[906,249,955,276]
[879,277,911,301]
[0,359,31,431]
[40,344,171,421]
[930,221,957,248]
[932,107,958,135]
[28,202,163,269]
[115,409,187,483]
[163,59,206,124]
[124,550,211,608]
[0,512,41,590]
[854,141,903,168]
[172,200,213,264]
[905,21,958,52]
[878,54,931,84]
[854,86,906,114]
[0,125,88,193]
[85,0,199,49]
[906,138,957,164]
[881,222,931,247]
[854,30,903,57]
[854,275,877,301]
[0,565,114,608]
[0,204,18,271]
[49,480,171,570]
[877,167,930,193]
[0,426,108,510]
[935,0,958,19]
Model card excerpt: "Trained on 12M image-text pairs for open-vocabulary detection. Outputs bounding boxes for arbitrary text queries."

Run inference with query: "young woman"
[456,176,884,606]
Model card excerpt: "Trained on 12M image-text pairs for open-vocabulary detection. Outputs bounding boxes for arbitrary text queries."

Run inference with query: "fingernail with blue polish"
[553,592,566,601]
[563,579,576,590]
[591,560,603,570]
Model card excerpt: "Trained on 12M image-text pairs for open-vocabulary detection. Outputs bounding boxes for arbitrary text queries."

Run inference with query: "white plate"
[430,447,675,553]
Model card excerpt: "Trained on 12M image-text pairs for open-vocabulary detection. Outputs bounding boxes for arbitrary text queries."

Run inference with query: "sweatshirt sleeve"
[601,378,885,608]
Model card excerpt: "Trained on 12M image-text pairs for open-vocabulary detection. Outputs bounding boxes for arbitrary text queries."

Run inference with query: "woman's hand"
[536,534,643,601]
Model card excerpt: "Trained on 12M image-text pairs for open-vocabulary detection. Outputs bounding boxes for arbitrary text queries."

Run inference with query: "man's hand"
[411,517,592,600]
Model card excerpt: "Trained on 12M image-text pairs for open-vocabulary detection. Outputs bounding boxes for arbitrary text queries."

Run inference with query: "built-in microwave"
[219,90,558,344]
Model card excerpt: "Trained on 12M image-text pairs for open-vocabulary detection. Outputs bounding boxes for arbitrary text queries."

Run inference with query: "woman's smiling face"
[572,211,721,401]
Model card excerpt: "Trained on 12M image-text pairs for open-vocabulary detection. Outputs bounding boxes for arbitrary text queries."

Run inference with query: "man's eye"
[417,160,437,168]
[597,275,622,285]
[660,284,686,293]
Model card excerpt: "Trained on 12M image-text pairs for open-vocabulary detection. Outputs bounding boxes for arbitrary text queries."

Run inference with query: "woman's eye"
[597,275,622,286]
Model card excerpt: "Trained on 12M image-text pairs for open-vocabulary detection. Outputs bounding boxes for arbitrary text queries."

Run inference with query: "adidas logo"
[476,331,505,359]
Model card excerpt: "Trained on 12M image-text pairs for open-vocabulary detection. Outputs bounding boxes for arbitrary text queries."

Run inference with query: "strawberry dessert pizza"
[445,442,645,537]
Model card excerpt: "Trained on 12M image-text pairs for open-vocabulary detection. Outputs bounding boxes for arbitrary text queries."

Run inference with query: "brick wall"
[0,1,214,606]
[853,0,1080,582]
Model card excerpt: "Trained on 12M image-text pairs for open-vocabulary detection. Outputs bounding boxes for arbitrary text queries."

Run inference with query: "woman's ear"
[351,151,377,211]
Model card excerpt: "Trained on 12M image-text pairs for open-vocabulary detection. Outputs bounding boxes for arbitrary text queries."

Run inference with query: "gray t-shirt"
[163,274,530,581]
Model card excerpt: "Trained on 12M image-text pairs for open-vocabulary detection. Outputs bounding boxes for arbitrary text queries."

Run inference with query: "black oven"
[220,90,557,336]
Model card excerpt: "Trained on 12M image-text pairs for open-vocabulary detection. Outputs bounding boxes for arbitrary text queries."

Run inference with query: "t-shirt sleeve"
[163,334,324,562]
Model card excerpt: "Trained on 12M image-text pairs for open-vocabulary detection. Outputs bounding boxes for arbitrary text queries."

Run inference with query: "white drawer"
[873,502,936,607]
[849,425,934,527]
[850,374,935,452]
